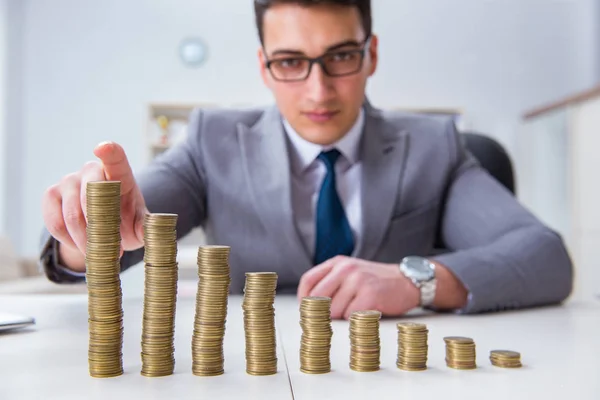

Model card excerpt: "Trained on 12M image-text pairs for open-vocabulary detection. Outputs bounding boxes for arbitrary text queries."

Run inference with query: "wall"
[370,0,598,144]
[0,0,6,235]
[11,0,600,255]
[572,0,600,88]
[4,0,23,250]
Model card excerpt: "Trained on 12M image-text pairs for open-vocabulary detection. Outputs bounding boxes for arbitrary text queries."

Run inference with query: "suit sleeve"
[38,108,208,283]
[430,120,574,313]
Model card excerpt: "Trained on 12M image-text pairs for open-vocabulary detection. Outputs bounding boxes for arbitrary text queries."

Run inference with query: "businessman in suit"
[39,0,573,319]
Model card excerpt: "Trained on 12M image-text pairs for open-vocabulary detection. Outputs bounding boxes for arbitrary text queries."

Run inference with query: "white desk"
[276,296,600,400]
[1,291,599,400]
[0,293,292,400]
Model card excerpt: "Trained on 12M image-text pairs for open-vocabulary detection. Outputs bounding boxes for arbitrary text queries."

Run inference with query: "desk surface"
[1,291,599,400]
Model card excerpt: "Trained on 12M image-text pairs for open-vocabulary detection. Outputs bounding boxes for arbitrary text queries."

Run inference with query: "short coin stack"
[396,322,429,371]
[140,213,179,377]
[191,245,232,376]
[85,181,124,378]
[349,310,381,372]
[242,272,278,376]
[444,336,477,370]
[490,350,522,368]
[299,296,333,374]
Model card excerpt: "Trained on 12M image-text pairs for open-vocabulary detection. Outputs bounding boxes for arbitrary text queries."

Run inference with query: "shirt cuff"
[39,235,86,283]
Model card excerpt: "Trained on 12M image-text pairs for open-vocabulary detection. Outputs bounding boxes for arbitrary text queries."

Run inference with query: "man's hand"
[297,256,420,319]
[41,141,148,272]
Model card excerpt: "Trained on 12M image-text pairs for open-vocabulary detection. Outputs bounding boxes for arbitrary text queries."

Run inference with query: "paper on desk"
[0,312,35,332]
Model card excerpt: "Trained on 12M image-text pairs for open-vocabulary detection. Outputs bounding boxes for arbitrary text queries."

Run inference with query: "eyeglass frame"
[264,35,372,82]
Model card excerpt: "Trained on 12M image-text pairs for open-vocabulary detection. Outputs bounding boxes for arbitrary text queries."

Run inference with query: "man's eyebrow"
[270,39,362,57]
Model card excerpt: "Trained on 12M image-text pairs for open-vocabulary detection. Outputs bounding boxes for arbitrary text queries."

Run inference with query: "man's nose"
[305,63,335,102]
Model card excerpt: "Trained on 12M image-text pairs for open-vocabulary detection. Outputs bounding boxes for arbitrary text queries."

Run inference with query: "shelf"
[146,102,218,163]
[149,102,217,120]
[151,142,171,150]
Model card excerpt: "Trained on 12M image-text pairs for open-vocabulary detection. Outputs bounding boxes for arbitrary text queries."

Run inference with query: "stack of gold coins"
[299,296,333,374]
[396,322,428,371]
[349,310,381,372]
[490,350,522,368]
[140,213,179,377]
[191,245,231,376]
[444,336,477,370]
[85,181,124,378]
[242,272,278,376]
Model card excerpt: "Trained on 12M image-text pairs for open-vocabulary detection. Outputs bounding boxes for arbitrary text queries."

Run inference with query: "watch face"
[403,257,435,281]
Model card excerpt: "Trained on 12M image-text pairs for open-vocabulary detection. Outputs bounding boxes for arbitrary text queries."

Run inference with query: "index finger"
[93,141,136,195]
[80,161,107,217]
[297,257,337,299]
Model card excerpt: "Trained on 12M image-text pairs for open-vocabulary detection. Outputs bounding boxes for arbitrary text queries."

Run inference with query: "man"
[39,0,573,319]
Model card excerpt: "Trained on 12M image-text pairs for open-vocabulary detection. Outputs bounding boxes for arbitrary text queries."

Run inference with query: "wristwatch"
[399,256,437,307]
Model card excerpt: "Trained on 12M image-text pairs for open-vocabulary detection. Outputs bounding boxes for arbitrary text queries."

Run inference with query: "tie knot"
[317,149,341,171]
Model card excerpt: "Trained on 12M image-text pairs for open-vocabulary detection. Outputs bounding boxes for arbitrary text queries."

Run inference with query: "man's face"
[258,4,378,146]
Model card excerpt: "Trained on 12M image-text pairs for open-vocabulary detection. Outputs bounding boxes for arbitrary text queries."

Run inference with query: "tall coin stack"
[299,296,333,374]
[444,336,477,370]
[396,322,429,371]
[85,181,124,378]
[242,272,278,376]
[140,213,179,377]
[490,350,522,368]
[191,245,231,376]
[349,310,381,372]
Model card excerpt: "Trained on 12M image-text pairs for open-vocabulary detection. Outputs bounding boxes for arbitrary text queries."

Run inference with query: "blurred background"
[0,0,598,299]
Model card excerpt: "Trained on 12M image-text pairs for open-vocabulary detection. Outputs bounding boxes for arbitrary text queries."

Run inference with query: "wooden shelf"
[523,84,600,120]
[151,142,171,150]
[145,102,217,163]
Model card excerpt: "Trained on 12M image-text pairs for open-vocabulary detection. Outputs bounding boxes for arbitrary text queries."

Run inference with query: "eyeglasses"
[265,36,372,82]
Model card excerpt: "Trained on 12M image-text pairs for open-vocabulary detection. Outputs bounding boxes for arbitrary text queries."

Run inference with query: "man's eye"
[330,52,357,62]
[275,59,303,68]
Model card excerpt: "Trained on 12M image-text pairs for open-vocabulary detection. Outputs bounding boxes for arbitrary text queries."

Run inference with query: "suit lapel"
[354,106,409,261]
[237,106,312,279]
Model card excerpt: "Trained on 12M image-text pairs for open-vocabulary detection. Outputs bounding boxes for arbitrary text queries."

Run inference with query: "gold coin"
[349,310,381,373]
[242,272,278,376]
[489,349,522,368]
[139,213,179,377]
[396,320,429,373]
[444,336,474,343]
[490,350,520,358]
[299,296,332,374]
[444,336,477,370]
[191,245,232,376]
[85,181,125,378]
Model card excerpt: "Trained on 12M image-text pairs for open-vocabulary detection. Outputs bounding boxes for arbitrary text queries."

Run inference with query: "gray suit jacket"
[40,101,573,313]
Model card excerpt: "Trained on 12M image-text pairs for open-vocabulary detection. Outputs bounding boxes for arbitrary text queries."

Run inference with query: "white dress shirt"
[283,108,365,259]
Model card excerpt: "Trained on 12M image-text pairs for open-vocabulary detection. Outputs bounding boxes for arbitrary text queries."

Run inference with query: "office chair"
[461,132,516,195]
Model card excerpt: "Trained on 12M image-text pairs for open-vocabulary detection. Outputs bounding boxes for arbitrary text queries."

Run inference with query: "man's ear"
[367,34,379,76]
[258,47,272,88]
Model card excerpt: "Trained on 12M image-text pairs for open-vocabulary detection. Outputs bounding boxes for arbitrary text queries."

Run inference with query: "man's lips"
[303,110,340,122]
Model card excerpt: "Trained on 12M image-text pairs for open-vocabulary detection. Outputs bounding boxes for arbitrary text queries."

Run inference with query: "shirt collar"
[283,108,365,174]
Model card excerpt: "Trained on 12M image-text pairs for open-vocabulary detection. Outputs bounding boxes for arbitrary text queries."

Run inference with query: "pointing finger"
[80,160,106,219]
[93,141,136,195]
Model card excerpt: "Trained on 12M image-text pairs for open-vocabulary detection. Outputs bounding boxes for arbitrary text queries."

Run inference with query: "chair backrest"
[461,132,515,195]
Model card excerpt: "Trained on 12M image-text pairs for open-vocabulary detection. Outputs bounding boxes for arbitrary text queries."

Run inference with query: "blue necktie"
[314,149,355,265]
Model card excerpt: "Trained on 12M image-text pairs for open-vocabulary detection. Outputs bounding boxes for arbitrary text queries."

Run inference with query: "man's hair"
[254,0,372,46]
